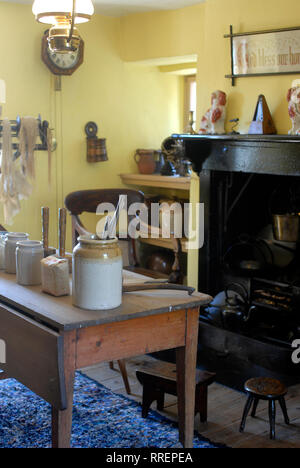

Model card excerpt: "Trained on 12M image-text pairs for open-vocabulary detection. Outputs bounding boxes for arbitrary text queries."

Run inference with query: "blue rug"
[0,372,226,448]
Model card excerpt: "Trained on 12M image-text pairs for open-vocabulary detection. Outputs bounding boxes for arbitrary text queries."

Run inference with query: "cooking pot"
[257,224,296,268]
[272,214,300,243]
[223,235,273,276]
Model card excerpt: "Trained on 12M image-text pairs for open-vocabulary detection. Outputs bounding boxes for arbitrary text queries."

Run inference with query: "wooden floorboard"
[82,355,300,448]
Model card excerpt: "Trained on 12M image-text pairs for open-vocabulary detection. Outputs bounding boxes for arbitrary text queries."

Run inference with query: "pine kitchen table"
[0,270,211,448]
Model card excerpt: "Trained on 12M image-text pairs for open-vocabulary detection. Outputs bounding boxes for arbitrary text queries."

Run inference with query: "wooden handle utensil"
[107,195,126,239]
[59,208,67,258]
[123,283,195,296]
[42,207,49,251]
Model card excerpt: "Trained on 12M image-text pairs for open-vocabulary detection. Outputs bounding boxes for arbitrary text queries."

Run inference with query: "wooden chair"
[65,189,184,394]
[64,188,183,281]
[65,189,143,265]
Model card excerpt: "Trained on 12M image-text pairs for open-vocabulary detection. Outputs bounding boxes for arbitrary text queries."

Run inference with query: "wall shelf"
[120,173,191,191]
[120,171,199,289]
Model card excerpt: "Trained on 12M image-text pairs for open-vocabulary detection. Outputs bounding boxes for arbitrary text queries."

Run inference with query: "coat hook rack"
[0,115,55,156]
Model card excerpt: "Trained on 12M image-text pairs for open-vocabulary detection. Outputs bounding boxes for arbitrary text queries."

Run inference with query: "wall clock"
[41,30,84,76]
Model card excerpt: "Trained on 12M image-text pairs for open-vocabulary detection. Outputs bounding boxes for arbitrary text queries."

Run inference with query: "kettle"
[204,282,256,332]
[221,283,256,331]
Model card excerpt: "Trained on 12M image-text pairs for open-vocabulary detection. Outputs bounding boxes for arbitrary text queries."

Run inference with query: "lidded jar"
[5,232,29,274]
[16,240,43,286]
[72,235,123,310]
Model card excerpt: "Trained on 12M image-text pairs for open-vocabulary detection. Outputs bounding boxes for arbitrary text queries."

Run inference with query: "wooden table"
[0,271,211,448]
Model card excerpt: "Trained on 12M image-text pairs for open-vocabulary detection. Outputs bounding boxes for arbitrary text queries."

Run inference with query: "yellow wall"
[120,4,205,61]
[121,0,300,134]
[119,0,300,287]
[0,2,183,250]
[2,0,299,259]
[199,0,300,134]
[0,3,56,241]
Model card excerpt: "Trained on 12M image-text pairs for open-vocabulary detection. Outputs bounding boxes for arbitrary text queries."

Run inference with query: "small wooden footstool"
[136,361,216,423]
[240,377,290,440]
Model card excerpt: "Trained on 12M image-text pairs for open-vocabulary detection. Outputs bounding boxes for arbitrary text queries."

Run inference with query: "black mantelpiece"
[174,134,300,177]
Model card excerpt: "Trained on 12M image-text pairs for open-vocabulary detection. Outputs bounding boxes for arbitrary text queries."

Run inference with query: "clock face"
[41,30,84,75]
[47,49,80,70]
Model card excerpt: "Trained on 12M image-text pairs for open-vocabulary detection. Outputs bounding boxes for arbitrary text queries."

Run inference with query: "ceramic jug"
[134,149,157,175]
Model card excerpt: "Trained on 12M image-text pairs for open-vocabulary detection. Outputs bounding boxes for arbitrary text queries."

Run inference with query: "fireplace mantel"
[173,134,300,177]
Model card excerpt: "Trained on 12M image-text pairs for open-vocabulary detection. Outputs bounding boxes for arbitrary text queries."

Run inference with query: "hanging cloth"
[0,119,33,225]
[19,116,39,180]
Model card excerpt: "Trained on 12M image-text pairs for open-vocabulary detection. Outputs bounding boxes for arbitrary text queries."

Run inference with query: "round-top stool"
[239,377,290,440]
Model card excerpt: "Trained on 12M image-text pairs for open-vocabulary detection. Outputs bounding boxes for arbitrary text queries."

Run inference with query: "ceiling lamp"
[32,0,94,53]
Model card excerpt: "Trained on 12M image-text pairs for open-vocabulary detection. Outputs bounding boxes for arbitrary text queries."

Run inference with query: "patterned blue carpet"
[0,372,227,448]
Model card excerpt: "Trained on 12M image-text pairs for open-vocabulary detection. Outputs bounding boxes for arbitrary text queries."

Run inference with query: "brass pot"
[272,214,300,243]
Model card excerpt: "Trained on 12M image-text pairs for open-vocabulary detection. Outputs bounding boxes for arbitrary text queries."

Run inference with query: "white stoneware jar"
[5,232,29,274]
[16,240,43,286]
[73,235,123,310]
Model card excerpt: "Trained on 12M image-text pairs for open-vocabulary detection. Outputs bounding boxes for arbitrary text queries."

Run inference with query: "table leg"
[52,330,76,448]
[176,308,200,448]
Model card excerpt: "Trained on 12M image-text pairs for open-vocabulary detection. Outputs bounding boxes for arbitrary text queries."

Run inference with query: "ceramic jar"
[72,235,123,310]
[0,232,8,270]
[5,232,29,274]
[16,241,43,286]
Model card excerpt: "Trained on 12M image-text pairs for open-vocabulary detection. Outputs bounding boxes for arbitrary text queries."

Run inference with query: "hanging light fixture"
[32,0,94,53]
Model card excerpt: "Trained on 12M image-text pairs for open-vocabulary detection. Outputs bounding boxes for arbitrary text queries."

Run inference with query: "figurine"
[199,90,227,135]
[287,82,300,135]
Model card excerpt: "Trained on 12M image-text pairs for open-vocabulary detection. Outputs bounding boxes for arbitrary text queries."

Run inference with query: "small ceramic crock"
[5,232,29,274]
[16,240,43,286]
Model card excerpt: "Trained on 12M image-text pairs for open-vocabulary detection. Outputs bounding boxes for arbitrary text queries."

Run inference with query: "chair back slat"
[65,189,144,215]
[65,189,145,266]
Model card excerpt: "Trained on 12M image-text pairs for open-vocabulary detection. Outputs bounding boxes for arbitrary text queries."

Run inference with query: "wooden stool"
[240,377,290,440]
[136,361,216,423]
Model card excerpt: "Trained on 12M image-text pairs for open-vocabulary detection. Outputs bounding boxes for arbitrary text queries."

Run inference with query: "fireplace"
[174,134,300,389]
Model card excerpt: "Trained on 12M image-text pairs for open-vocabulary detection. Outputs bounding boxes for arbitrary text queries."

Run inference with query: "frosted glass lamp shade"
[32,0,94,24]
[0,80,6,104]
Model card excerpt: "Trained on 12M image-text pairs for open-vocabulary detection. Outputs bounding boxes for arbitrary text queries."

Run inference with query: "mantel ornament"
[287,79,300,135]
[199,90,227,135]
